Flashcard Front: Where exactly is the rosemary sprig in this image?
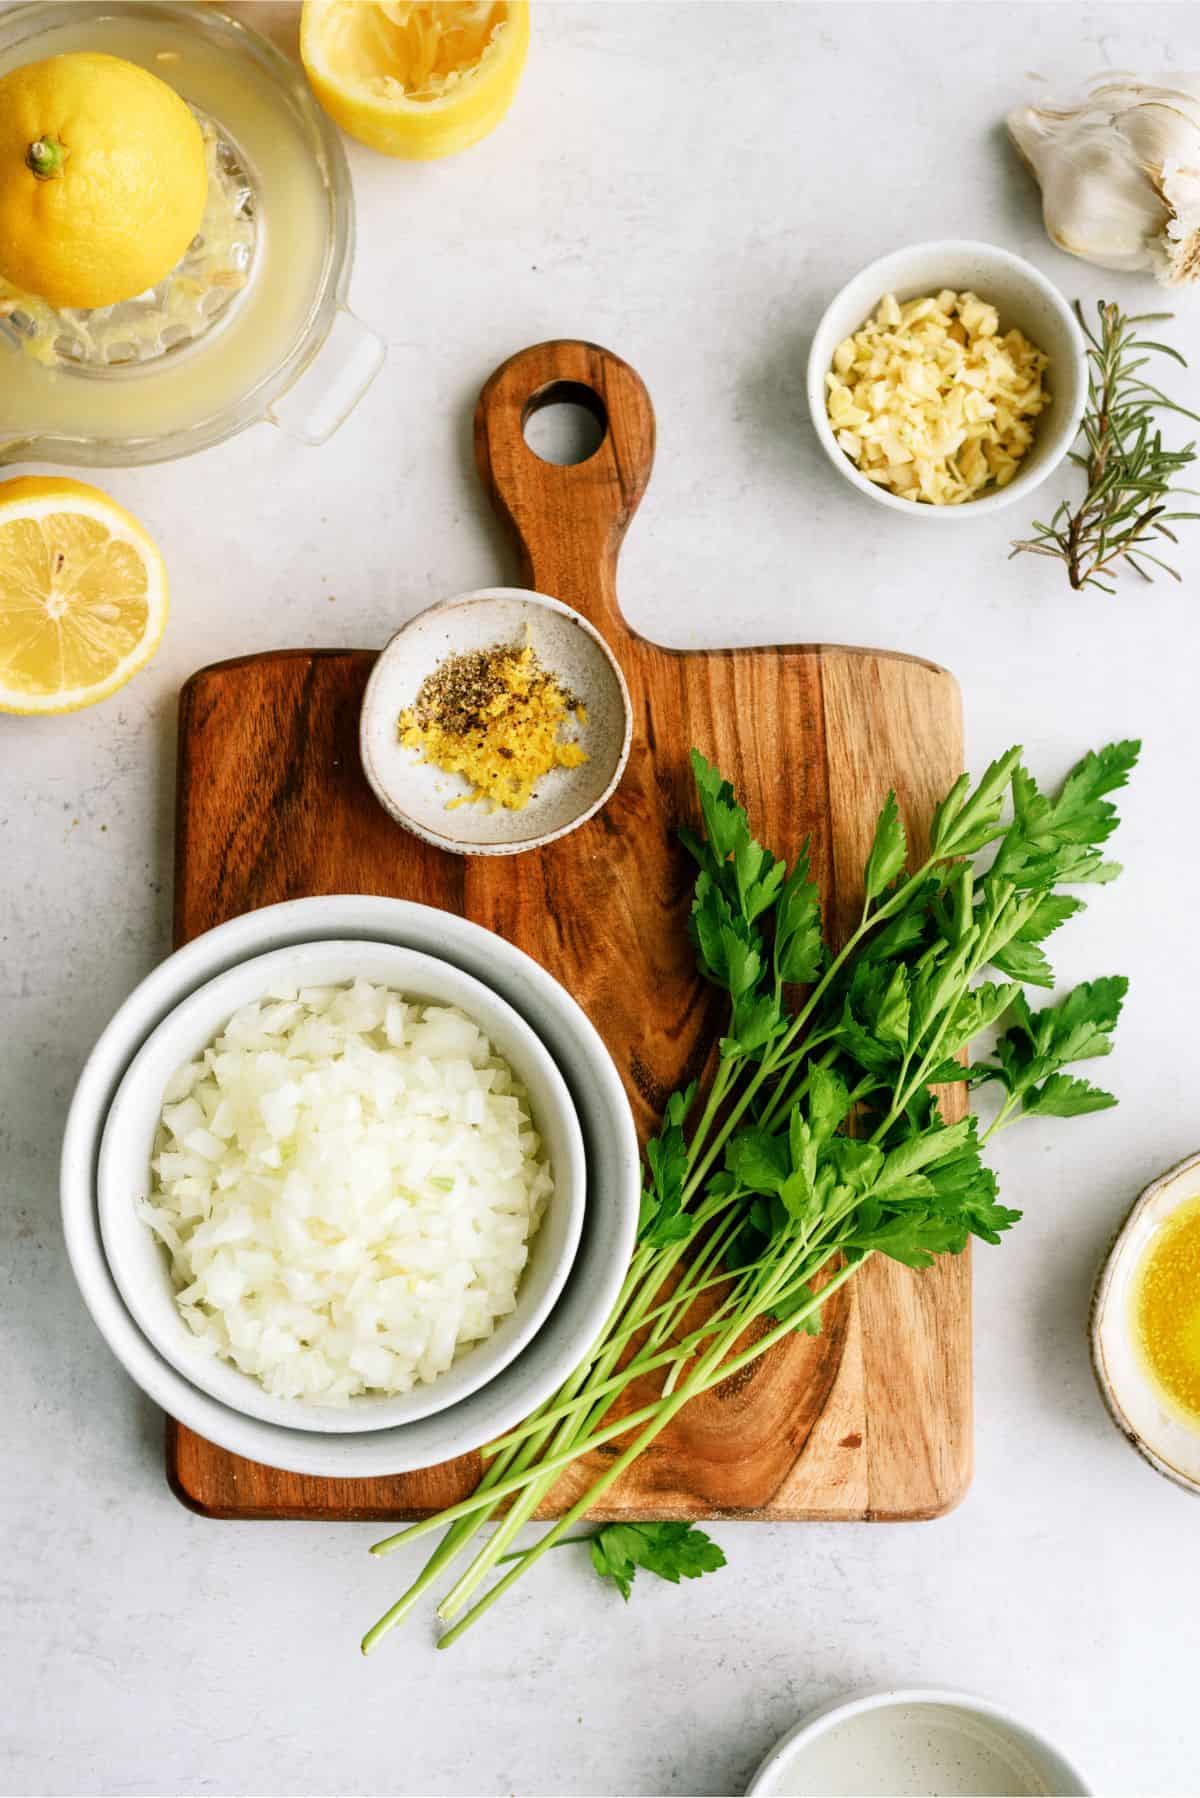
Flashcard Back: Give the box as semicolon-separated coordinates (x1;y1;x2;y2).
1012;301;1200;593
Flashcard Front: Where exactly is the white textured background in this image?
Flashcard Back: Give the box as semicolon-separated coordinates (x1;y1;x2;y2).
3;3;1199;1794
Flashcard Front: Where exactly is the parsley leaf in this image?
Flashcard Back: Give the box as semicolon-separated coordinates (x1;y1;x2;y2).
638;1082;698;1245
930;746;1023;858
992;743;1140;889
864;790;907;902
687;751;745;869
873;962;911;1050
725;1126;789;1195
832;996;904;1077
687;749;788;932
775;842;824;986
976;977;1127;1120
1021;1073;1119;1118
588;1522;726;1601
940;981;1020;1057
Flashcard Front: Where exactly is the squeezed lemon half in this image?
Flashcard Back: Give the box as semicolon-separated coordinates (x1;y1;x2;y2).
301;1;530;160
0;477;168;715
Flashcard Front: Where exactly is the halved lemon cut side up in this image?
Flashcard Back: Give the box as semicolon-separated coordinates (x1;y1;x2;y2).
0;478;168;715
301;0;530;160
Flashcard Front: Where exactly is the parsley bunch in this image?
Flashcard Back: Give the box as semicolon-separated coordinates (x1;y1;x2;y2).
362;739;1137;1653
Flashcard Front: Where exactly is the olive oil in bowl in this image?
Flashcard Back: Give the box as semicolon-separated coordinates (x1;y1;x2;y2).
1132;1193;1200;1428
1091;1152;1200;1497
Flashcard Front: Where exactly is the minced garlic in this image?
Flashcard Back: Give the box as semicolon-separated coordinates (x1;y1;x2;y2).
825;289;1049;504
399;638;588;812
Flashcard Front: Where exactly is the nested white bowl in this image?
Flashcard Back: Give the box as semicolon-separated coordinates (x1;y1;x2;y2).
61;897;640;1479
360;587;632;856
97;940;586;1435
806;238;1087;517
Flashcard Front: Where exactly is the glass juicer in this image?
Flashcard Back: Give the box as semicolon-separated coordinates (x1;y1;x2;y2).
0;2;385;467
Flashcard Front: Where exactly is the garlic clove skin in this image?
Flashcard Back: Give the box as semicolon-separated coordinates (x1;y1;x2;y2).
1008;74;1200;285
1161;157;1200;285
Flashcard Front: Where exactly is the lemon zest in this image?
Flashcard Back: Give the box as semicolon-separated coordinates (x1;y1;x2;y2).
400;642;588;813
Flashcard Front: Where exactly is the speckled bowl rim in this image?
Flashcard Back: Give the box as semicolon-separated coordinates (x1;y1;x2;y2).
805;238;1088;519
359;588;633;856
1089;1148;1200;1499
745;1686;1092;1796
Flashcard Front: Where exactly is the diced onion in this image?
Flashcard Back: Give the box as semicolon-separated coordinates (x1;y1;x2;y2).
142;980;553;1404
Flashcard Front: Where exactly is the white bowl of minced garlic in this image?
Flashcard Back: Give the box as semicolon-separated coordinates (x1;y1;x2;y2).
807;239;1086;515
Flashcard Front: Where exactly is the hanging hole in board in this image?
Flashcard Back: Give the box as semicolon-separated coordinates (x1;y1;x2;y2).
522;381;608;466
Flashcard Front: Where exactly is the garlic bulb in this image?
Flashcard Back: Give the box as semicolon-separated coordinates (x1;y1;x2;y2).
1008;74;1200;285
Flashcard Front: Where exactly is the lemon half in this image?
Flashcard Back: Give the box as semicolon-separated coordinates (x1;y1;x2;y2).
301;1;530;160
0;477;168;716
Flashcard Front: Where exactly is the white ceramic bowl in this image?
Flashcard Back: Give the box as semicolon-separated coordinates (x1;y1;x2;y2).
360;587;633;855
747;1688;1091;1796
1091;1149;1200;1498
97;940;586;1435
806;239;1087;517
62;897;640;1478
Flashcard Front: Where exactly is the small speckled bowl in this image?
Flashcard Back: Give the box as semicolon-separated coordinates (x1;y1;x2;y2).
1091;1150;1200;1498
360;588;632;856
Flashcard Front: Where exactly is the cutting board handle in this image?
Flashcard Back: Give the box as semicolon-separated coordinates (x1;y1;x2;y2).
474;339;656;644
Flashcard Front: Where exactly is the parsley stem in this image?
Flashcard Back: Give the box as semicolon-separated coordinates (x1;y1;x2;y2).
980;1092;1020;1143
434;1256;865;1649
474;1239;846;1531
483;1261;762;1456
432;1203;748;1619
364;1247;661;1647
436;1386;703;1648
360;1415;542;1652
680;1057;736;1175
371;1238;848;1582
373;1395;683;1555
494;1534;597;1563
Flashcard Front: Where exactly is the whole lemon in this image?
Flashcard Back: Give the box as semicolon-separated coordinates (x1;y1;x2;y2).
0;52;208;310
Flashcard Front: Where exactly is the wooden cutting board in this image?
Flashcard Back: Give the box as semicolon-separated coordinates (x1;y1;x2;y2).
168;339;969;1522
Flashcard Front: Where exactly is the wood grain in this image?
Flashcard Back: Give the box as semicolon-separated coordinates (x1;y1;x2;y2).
169;340;969;1523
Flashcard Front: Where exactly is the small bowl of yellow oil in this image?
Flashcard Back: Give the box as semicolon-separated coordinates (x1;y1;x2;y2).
1091;1149;1200;1496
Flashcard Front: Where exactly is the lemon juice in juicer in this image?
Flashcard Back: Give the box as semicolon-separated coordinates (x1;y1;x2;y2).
0;3;384;466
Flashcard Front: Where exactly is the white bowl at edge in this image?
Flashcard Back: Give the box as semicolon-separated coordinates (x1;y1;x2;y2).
61;896;640;1479
746;1687;1092;1797
806;239;1087;518
97;940;586;1435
